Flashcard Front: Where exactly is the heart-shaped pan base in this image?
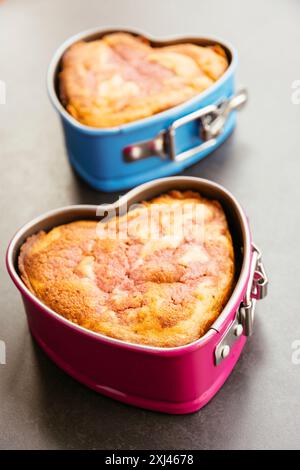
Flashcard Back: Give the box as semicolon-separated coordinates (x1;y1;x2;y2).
7;176;255;414
47;28;245;192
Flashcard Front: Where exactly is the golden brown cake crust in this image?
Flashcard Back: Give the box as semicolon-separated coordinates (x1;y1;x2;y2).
18;191;235;347
59;32;228;128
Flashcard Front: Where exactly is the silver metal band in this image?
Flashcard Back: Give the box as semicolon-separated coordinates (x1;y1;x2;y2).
123;89;248;163
215;243;268;365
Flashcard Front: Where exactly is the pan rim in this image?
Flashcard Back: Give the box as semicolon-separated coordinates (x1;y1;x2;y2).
47;26;238;134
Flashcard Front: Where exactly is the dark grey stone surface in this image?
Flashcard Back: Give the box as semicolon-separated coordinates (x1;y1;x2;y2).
0;0;299;450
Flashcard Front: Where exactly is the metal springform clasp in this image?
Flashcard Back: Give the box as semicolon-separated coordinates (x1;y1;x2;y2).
239;244;268;336
123;89;248;163
215;244;268;366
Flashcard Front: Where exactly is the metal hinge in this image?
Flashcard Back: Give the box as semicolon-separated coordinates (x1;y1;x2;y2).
239;243;268;337
123;89;248;163
215;244;268;365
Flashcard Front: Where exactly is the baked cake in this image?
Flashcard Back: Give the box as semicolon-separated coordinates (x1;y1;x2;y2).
18;191;235;347
59;32;229;127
